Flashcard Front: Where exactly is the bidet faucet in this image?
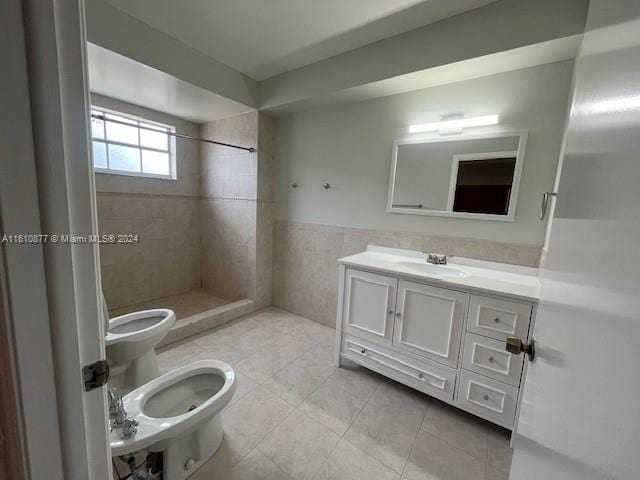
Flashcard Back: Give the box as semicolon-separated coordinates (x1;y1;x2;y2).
425;253;448;265
109;388;139;440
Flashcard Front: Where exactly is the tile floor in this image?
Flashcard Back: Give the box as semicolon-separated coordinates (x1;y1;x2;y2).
157;306;513;480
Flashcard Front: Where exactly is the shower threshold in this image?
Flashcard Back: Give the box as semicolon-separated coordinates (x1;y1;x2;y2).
109;289;254;347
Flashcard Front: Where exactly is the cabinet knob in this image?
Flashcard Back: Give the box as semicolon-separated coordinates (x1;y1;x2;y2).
493;317;500;324
483;394;490;401
388;310;393;315
361;349;366;354
418;373;424;379
488;356;495;363
396;312;402;317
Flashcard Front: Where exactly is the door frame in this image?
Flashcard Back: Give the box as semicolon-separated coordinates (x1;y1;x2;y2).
1;0;111;478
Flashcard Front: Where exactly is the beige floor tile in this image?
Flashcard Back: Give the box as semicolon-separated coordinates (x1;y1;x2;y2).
263;362;334;406
222;384;295;445
192;425;253;479
218;448;293;480
344;402;424;473
298;376;368;436
298;343;336;370
157;340;205;372
234;336;312;383
258;410;340;480
368;379;430;416
288;318;335;345
196;336;257;366
227;371;260;408
487;428;513;474
404;431;486;480
313;439;400;480
420;400;489;461
328;360;382;401
485;465;509;480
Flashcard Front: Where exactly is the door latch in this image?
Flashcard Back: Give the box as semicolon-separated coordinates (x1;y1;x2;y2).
505;336;536;361
83;359;110;391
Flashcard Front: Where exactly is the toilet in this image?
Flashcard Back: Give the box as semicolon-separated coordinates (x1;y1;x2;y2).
106;308;176;392
110;360;236;480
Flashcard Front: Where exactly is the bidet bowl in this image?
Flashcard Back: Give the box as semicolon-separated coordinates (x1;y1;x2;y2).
110;360;236;459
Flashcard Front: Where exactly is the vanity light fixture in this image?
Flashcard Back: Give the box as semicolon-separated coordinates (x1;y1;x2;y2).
409;114;499;134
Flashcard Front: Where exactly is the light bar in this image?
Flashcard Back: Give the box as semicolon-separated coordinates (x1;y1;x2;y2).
409;114;499;134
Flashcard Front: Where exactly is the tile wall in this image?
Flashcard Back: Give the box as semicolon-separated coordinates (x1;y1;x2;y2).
272;220;541;328
200;112;275;308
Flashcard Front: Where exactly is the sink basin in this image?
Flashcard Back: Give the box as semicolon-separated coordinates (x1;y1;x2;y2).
396;261;470;278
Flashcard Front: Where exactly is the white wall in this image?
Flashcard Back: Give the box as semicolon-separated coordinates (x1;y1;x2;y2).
274;60;574;246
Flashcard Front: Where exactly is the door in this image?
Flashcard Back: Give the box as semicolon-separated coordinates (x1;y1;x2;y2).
510;1;640;479
343;269;397;345
393;280;467;368
1;0;111;478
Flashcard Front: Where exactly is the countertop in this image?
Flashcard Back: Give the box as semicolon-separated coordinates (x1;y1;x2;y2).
338;246;541;302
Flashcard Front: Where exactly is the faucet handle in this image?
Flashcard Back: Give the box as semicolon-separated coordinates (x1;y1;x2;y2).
108;388;121;419
426;253;448;265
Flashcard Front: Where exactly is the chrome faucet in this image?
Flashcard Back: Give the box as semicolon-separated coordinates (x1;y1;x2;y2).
425;253;448;265
109;388;138;440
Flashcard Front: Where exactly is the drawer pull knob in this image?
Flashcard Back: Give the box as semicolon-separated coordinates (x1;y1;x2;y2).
483;394;490;401
361;349;366;354
488;356;495;363
418;373;424;379
396;312;402;317
493;317;500;323
388;310;393;315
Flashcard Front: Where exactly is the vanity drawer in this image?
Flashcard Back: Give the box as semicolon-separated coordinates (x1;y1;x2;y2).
467;294;532;341
462;333;524;386
457;370;518;429
342;335;455;403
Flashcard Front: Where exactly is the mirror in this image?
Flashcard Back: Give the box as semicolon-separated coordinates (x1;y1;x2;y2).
387;131;527;221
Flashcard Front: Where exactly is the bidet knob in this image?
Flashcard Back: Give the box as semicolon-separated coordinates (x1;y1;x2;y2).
119;418;139;440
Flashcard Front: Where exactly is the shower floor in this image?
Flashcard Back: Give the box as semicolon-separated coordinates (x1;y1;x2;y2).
110;289;254;347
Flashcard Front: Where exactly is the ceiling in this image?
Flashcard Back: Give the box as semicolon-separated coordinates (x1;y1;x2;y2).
101;0;498;80
87;43;253;122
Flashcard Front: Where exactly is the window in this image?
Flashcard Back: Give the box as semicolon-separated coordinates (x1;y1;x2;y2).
90;107;176;179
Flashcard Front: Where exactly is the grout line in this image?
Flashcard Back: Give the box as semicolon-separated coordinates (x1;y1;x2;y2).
401;401;430;477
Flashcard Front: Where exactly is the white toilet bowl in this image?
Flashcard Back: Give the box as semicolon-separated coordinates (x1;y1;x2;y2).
111;360;236;480
106;309;176;392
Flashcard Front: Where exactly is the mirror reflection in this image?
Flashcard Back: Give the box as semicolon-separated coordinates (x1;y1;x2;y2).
388;133;526;220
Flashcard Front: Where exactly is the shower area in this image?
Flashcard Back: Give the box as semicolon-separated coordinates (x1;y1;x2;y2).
94;94;275;347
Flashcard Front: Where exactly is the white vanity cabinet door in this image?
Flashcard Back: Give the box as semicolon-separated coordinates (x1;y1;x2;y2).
343;269;398;345
467;294;532;341
393;280;468;368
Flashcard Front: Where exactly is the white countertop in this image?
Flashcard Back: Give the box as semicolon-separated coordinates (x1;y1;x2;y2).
338;246;541;302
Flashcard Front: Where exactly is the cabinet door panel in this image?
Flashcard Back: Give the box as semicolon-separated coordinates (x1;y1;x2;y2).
343;269;397;344
393;280;468;367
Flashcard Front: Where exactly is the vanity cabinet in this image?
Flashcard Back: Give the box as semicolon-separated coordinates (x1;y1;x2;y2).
336;265;535;429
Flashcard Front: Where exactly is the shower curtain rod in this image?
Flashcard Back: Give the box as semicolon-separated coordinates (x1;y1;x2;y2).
90;113;256;152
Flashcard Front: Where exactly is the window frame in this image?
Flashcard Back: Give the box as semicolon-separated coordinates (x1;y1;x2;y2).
90;105;177;180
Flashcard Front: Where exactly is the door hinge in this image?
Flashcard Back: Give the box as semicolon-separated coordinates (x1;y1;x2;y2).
83;359;110;391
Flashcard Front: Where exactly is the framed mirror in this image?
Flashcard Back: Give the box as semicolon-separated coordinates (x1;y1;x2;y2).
387;131;527;221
